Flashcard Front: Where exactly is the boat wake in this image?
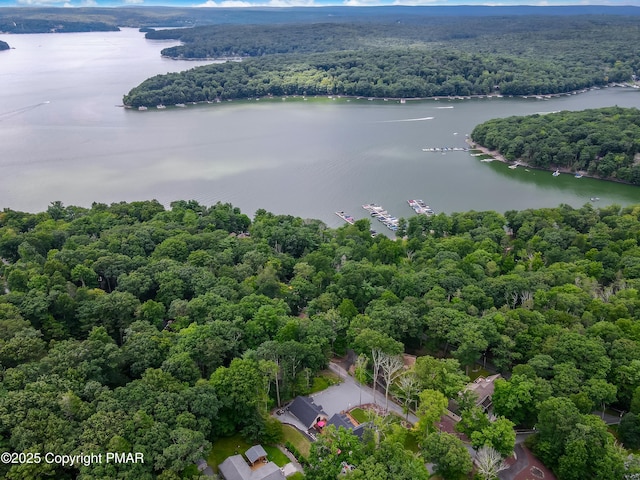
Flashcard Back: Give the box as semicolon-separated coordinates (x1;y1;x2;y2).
436;106;454;109
380;116;434;123
0;101;50;121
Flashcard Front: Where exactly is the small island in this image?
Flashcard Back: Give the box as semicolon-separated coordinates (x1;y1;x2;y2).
0;40;9;51
470;106;640;184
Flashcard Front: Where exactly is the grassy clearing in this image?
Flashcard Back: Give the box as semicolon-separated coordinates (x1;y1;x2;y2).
349;407;368;424
288;472;305;480
282;424;311;458
468;366;492;381
263;445;289;467
207;433;289;472
308;370;341;394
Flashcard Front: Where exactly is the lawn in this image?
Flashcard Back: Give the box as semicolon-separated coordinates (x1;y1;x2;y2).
468;366;492;381
349;407;369;424
308;370;341;394
282;424;311;458
208;433;289;472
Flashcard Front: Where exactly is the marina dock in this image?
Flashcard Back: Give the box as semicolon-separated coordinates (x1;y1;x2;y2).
422;147;469;152
362;204;400;232
335;211;355;225
408;199;434;216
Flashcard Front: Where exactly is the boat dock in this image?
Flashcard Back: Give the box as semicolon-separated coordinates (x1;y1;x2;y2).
422;147;469;152
335;211;355;225
408;199;434;216
362;204;399;232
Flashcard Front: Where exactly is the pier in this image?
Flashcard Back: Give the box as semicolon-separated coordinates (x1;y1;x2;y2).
362;204;399;232
422;147;469;152
335;211;355;225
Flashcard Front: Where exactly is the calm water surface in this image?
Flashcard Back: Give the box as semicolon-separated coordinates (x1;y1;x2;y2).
2;29;640;228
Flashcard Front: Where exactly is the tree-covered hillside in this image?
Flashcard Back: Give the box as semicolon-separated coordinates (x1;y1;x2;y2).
471;106;640;183
1;199;640;478
123;14;640;106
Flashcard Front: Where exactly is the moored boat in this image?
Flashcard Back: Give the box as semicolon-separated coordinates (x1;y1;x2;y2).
335;211;355;225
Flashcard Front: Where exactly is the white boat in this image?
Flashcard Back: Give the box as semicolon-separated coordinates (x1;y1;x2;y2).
552;169;560;177
138;106;148;111
508;164;518;169
575;173;583;178
156;104;166;109
175;103;186;108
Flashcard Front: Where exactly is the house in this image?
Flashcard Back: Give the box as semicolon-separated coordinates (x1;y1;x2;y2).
327;413;367;439
245;445;268;466
448;374;502;419
287;396;328;431
218;446;285;480
195;458;214;477
466;374;501;412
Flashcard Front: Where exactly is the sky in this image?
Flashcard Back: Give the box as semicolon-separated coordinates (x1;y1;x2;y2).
2;0;640;10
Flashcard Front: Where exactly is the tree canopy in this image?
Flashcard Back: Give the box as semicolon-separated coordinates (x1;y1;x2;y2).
1;199;640;478
471;106;640;183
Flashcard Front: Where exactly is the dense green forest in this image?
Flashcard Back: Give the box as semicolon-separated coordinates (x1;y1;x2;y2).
471;106;640;184
0;40;8;51
1;5;638;34
123;14;640;106
1;199;640;479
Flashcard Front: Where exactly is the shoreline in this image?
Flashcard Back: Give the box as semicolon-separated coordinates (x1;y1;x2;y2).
123;82;640;110
466;138;637;186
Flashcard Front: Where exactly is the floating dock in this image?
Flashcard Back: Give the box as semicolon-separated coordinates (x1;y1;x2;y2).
422;147;469;152
335;211;355;225
407;199;435;216
362;204;399;232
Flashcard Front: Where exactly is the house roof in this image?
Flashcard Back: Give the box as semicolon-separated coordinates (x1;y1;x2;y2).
253;463;286;480
219;455;251;480
288;396;327;427
467;374;501;409
245;445;268;465
352;423;368;439
218;455;285;480
327;413;354;431
195;458;215;476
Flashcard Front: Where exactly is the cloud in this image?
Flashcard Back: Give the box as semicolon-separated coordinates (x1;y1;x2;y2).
343;0;384;5
268;0;315;5
196;0;255;6
197;0;316;5
17;0;68;5
123;0;144;4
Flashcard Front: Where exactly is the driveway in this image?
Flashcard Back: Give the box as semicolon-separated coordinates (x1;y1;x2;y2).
323;362;420;424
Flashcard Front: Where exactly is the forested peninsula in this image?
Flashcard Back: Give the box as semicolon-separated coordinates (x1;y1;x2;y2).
123;13;640;107
0;40;9;51
471;106;640;184
1;199;640;479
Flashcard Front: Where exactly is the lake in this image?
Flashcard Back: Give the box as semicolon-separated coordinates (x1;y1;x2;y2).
2;28;640;229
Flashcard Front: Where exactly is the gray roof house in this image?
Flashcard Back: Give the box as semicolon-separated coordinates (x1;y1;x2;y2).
195;458;215;477
245;445;268;466
218;450;285;480
287;396;328;430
